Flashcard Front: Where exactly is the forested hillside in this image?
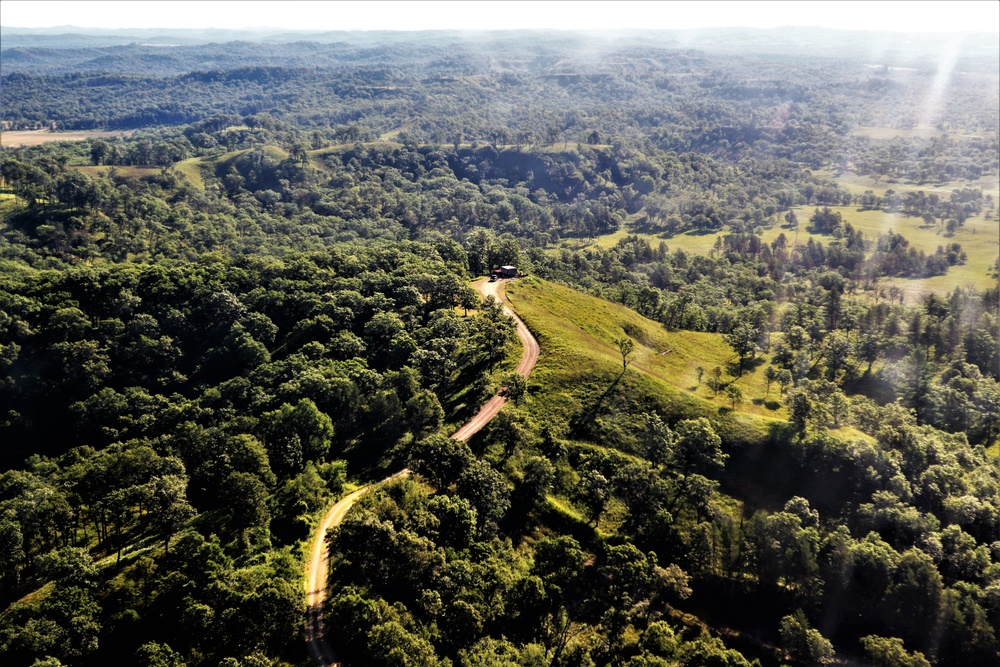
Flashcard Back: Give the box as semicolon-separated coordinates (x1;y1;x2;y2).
1;26;998;667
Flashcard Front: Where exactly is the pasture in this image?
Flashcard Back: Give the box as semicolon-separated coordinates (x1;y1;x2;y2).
825;168;1000;198
505;277;788;421
0;129;133;147
562;204;998;300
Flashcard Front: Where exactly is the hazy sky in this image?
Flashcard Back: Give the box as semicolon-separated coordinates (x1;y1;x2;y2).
3;0;998;33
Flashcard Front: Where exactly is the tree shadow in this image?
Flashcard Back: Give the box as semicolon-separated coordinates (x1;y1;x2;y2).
725;355;767;378
568;372;624;439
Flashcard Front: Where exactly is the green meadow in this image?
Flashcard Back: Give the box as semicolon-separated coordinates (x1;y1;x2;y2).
505;276;789;423
560;204;998;300
502;277;873;517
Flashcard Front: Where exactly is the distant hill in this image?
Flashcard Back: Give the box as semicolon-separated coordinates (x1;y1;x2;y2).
1;27;997;75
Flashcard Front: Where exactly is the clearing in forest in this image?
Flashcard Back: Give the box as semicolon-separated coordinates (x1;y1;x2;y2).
504;277;787;423
569;204;998;300
0;129;133;147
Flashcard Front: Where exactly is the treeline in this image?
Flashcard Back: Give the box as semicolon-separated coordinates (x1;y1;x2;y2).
531;234;999;444
1;136;855;266
849;133;1000;185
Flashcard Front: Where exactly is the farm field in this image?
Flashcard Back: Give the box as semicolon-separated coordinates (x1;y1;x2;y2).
824;168;1000;198
563;205;999;300
0;129;133;147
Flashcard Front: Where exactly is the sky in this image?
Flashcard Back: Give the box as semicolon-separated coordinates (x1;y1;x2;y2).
2;0;999;33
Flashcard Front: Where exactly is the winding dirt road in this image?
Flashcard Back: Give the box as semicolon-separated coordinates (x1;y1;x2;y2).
304;278;539;667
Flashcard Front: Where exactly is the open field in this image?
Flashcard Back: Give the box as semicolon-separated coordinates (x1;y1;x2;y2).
561;203;998;300
172;156;209;189
0;129;133;147
505;277;788;422
824;168;1000;198
762;206;999;298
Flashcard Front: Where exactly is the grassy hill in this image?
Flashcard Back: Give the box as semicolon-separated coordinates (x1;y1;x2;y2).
503;277;876;514
506;276;786;420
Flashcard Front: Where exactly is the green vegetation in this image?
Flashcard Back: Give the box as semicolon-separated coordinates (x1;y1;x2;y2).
1;24;998;667
507;277;785;420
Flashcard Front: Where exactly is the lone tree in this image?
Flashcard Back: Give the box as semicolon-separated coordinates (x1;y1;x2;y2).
789;391;813;432
725;384;744;410
709;366;723;397
613;337;635;374
764;366;778;396
776;368;794;395
780;611;834;665
724;321;760;376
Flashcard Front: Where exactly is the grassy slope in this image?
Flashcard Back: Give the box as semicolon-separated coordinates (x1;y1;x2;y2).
506;277;876;514
506;277;786;420
172;156;209;189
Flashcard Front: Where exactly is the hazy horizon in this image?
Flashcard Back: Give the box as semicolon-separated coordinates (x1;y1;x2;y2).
3;0;998;34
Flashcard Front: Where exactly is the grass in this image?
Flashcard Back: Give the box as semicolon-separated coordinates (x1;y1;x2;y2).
173;156;209;189
505;277;788;423
505;277;866;519
555;217;727;257
761;206;999;298
0;129;133;147
170;147;290;190
822;168;1000;198
560;202;998;300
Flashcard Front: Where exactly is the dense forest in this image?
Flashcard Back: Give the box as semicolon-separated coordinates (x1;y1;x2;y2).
1;26;998;667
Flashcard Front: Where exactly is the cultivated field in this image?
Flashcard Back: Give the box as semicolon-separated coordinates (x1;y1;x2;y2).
0;129;133;147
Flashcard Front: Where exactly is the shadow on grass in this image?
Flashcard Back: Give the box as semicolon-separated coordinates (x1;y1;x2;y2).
726;355;767;378
568;371;624;439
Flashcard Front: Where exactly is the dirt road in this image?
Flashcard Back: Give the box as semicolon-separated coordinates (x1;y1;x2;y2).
304;278;538;667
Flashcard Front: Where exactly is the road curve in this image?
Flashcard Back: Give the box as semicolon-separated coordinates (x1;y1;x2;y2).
304;278;539;667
